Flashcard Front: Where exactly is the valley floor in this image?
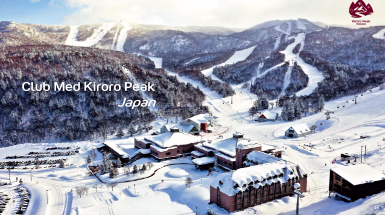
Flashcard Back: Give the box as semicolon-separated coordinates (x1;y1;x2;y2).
2;55;385;215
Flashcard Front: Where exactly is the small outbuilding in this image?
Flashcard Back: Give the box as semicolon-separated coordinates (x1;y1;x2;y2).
256;111;278;122
329;164;385;201
285;123;311;138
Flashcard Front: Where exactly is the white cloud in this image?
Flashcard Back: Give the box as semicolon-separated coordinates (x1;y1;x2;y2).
61;0;385;28
30;0;41;2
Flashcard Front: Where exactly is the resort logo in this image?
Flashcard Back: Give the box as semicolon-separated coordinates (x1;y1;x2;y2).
349;0;373;25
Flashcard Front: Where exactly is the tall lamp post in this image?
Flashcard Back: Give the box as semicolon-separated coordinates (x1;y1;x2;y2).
294;183;305;215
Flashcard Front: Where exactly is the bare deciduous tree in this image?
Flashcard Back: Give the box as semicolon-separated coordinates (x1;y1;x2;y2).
92;184;102;193
76;186;86;198
107;182;118;191
185;177;193;188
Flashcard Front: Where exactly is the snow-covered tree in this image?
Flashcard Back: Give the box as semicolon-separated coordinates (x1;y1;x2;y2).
127;122;137;136
117;158;122;168
87;154;92;164
132;164;138;175
59;159;65;168
116;127;125;138
185;177;193;188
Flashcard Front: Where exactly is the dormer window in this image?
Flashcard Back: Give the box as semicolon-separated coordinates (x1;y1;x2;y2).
219;180;223;185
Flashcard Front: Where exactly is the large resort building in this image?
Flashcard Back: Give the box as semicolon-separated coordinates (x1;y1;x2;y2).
134;127;201;160
192;132;282;170
209;160;308;213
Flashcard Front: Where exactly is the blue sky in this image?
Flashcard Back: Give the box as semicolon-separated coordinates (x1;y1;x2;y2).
0;0;76;25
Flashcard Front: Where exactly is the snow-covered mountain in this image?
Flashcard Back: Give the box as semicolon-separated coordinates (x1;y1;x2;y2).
1;18;385;103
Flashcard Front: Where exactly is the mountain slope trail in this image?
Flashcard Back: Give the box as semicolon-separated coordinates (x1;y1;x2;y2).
281;33;324;96
65;22;116;47
373;29;385;39
116;22;132;52
201;45;257;82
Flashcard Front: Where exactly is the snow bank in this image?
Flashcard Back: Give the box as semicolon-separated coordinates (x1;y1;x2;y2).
166;168;189;178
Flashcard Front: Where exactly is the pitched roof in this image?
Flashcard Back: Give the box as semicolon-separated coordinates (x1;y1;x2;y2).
332;164;385;185
244;151;282;166
104;142;130;158
192;157;215;165
259;111;277;119
162;124;195;133
211;161;306;196
203;137;259;157
189;114;210;124
145;131;200;148
289;123;311;134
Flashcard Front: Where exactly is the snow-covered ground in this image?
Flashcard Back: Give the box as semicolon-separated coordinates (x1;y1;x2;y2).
2;51;385;215
65;22;116;47
373;28;385;40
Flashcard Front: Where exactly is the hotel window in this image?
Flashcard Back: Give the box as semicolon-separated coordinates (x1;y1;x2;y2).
335;174;341;181
166;152;171;155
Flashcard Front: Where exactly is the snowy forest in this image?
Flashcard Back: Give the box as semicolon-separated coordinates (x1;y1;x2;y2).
0;45;206;146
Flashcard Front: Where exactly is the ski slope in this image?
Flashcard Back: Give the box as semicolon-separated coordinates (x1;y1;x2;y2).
65;22;116;47
201;45;257;81
373;29;385;39
281;33;324;96
116;22;131;52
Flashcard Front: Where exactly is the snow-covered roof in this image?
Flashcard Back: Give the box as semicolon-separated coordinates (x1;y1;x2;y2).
139;149;151;154
260;144;276;152
191;150;204;157
203;136;260;156
150;144;177;152
104;142;130;159
192;157;215;165
236;140;260;150
244;151;281;166
162;124;195;133
259;111;277;119
332;164;385;186
289;123;311;134
188;114;210;124
145;131;200;148
211;161;306;196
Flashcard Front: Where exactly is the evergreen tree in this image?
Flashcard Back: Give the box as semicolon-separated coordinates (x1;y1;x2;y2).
117;158;122;168
116;127;125;138
317;95;325;112
109;165;119;178
59;159;65;168
128;122;136;136
132;164;138;175
87;154;92;164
